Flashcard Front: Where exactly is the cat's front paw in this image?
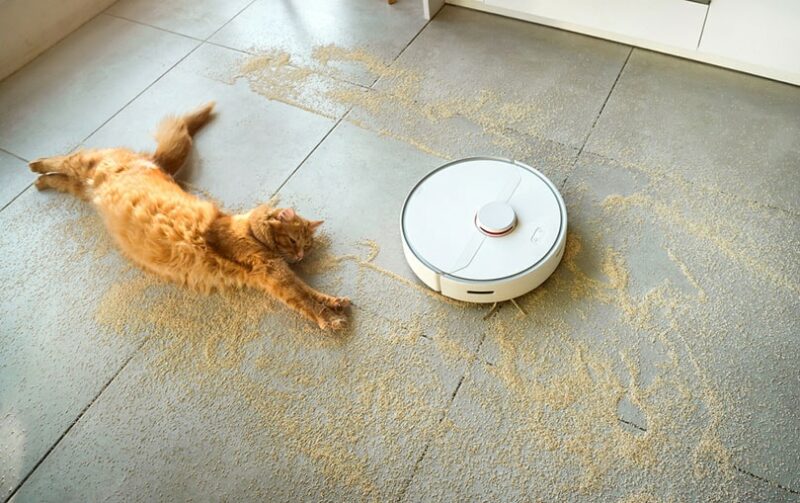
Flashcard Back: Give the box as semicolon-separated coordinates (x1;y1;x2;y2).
318;310;348;331
327;296;351;310
34;175;51;190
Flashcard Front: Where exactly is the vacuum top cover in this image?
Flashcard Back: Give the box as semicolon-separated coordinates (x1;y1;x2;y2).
402;157;564;282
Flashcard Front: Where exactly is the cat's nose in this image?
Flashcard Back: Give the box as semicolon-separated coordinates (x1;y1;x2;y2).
297;250;304;260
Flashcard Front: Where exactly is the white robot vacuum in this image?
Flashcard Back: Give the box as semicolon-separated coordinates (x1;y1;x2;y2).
401;157;567;303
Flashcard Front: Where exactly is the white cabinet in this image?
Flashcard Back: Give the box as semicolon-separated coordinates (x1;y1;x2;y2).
483;0;708;50
435;0;800;85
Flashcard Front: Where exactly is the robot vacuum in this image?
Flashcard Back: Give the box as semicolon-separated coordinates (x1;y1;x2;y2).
401;157;567;303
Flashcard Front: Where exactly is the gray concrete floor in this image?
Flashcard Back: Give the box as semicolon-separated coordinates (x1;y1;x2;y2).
1;1;798;501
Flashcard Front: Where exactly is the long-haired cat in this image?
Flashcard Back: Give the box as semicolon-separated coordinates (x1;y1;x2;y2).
30;102;349;330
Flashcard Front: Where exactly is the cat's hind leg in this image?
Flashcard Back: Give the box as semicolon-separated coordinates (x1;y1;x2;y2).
29;155;66;174
29;150;99;180
151;101;215;176
34;173;87;200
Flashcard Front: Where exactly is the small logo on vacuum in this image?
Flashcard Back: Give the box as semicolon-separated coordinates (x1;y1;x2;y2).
531;227;543;243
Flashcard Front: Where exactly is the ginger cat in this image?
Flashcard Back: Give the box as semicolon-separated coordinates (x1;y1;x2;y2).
30;102;349;330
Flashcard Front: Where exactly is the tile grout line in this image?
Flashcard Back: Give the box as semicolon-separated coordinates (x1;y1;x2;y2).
73;39;202;149
102;12;206;43
200;39;251;56
0;148;32;214
615;418;799;495
198;40;374;91
0;147;29;163
395;329;490;502
266;7;442;195
577;46;633;161
76;0;260;150
395;373;466;503
732;465;800;496
3;336;150;502
561;46;633;190
617;417;647;432
270;108;353;197
102;11;376;92
101;14;375;96
370;7;439;89
562;46;799;216
0;182;33;214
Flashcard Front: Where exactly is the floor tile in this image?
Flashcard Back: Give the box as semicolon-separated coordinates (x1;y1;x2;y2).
107;0;252;40
0;15;197;161
0;190;146;500
362;6;632;153
585;49;800;213
404;150;800;499
209;0;428;87
0;150;32;209
83;43;343;210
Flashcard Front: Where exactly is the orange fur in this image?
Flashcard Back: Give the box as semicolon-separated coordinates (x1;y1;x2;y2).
30;102;349;330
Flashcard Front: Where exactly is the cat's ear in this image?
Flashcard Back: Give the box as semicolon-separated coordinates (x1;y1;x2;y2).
277;208;296;221
309;220;324;231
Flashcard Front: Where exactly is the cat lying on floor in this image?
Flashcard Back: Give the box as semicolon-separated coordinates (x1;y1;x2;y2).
30;102;349;330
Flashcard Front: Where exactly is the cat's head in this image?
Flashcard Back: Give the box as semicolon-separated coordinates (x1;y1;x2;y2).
249;205;323;262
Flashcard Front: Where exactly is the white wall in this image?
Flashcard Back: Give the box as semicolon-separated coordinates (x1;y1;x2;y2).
0;0;116;81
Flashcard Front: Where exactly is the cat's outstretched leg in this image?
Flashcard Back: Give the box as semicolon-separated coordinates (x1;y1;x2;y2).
29;150;99;179
29;155;66;174
29;151;100;200
251;261;348;330
308;291;351;311
152;101;215;175
34;173;87;200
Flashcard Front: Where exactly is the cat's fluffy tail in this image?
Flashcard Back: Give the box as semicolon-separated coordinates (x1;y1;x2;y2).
152;101;216;175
